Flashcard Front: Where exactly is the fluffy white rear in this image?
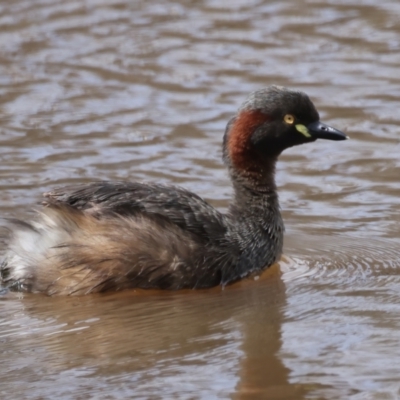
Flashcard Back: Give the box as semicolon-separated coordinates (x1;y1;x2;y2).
2;210;75;291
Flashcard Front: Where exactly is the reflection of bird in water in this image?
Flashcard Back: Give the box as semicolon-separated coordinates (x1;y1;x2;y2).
1;86;347;295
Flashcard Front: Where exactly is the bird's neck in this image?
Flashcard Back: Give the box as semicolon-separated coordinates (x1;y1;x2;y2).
225;156;284;276
228;156;280;220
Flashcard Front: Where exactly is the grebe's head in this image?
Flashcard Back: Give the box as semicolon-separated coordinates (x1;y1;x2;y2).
223;86;347;182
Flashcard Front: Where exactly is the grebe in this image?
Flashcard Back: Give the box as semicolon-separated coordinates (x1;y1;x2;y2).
1;86;347;295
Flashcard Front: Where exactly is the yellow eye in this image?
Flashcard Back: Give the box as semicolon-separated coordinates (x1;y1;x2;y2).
284;114;295;124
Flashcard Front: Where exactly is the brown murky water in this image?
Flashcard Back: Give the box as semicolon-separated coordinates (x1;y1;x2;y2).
1;0;400;398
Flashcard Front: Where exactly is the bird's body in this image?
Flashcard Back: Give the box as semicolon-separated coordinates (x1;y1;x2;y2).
0;86;347;295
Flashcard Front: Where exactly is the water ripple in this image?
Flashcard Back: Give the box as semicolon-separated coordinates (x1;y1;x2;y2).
281;236;400;288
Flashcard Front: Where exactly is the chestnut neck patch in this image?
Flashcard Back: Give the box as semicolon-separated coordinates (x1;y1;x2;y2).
228;110;271;173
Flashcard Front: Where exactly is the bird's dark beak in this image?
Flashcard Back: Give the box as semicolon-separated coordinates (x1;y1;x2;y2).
305;121;348;141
